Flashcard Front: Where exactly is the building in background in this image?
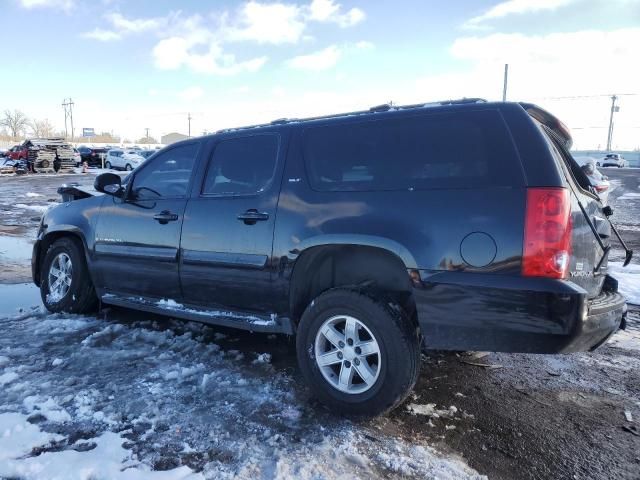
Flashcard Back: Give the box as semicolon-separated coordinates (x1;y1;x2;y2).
161;132;189;145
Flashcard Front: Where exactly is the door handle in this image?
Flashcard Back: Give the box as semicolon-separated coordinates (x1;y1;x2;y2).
237;209;269;225
153;210;179;224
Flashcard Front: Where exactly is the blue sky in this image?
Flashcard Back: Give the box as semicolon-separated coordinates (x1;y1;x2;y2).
1;0;639;148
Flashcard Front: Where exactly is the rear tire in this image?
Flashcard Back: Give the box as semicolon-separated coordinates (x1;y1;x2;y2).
40;237;98;314
296;288;420;416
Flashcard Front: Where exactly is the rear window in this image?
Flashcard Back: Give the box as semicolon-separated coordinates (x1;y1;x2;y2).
303;110;522;192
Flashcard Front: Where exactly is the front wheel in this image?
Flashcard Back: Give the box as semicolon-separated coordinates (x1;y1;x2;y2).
105;161;112;169
125;163;133;171
40;237;97;313
296;289;420;415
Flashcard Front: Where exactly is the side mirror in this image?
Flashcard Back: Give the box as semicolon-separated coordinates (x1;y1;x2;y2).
94;172;123;197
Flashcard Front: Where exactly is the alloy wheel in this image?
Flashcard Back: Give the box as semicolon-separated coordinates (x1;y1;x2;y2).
314;315;381;394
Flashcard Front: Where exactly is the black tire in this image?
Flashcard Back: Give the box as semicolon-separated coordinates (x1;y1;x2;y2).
296;288;420;415
40;237;98;314
105;161;112;169
125;164;132;171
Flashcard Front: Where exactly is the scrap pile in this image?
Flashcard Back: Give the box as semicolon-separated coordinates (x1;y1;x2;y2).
24;138;75;173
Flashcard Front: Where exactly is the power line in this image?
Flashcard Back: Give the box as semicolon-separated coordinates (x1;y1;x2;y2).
62;98;74;139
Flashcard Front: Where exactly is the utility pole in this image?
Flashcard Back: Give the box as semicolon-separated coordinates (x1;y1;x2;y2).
606;95;619;152
145;128;150;141
502;64;509;102
62;98;75;140
187;113;192;137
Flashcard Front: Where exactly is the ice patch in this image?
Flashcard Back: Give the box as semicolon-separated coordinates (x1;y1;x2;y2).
608;262;640;305
253;353;272;364
0;371;19;385
23;396;72;423
406;403;458;418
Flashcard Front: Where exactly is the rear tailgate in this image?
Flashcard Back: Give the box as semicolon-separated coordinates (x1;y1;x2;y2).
537;124;614;298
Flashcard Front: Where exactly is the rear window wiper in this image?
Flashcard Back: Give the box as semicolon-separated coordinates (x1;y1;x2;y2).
603;205;634;267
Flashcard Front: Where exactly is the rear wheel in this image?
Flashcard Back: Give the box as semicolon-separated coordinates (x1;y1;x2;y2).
40;237;97;313
296;288;420;415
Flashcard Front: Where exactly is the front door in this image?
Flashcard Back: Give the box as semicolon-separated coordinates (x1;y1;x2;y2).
93;141;201;301
180;132;285;313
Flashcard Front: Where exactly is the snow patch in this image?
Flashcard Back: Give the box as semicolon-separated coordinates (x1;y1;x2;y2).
23;396;72;423
608;262;640;305
0;371;19;385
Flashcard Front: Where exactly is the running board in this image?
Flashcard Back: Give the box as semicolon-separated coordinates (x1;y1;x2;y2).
101;294;294;335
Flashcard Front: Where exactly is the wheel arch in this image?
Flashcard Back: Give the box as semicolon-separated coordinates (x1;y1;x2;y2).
288;240;417;325
34;228;90;287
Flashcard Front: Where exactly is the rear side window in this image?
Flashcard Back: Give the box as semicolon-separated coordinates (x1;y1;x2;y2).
303;110;522;191
202;134;279;196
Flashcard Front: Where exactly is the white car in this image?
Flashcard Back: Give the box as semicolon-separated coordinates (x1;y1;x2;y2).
104;149;145;171
601;153;627;168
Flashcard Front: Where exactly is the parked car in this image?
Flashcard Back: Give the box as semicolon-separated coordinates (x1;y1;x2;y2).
0;157;27;174
33;99;630;415
6;144;28;161
601;153;627;168
77;146;109;167
104;149;146;171
574;156;611;204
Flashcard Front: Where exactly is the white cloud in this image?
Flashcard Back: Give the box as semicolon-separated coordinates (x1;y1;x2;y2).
19;0;73;10
153;37;267;75
227;1;306;44
105;12;168;33
82;28;121;41
177;86;205;101
464;0;576;28
308;0;365;27
82;12;170;41
287;45;341;71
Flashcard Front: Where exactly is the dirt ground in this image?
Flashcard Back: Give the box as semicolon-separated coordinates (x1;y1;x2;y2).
0;169;639;479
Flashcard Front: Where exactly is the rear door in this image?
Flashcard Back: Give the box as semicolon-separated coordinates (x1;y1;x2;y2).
180;132;285;313
93;141;201;300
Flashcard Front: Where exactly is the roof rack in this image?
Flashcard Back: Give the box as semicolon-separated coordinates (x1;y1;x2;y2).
216;97;487;134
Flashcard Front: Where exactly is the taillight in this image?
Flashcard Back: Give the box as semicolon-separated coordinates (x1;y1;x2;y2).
522;188;572;279
594;184;608;193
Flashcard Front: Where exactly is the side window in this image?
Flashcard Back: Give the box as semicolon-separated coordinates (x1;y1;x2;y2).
303;111;522;191
202;134;279;195
131;142;199;199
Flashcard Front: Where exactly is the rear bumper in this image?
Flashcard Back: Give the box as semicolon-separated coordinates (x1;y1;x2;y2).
414;271;626;353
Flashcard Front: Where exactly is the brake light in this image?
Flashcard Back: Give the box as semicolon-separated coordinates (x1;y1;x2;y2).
522;188;572;279
594;184;608;193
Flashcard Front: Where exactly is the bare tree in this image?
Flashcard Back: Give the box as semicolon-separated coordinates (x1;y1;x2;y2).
30;118;55;138
136;136;158;144
0;109;29;139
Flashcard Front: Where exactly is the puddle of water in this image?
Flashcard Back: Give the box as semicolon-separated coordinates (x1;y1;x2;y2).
0;282;41;317
0;235;34;262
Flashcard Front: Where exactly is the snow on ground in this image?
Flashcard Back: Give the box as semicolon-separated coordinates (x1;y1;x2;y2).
608;262;640;305
0;310;484;480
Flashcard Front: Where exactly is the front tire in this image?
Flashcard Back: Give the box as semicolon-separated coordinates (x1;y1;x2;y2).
105;161;112;169
125;163;133;171
296;289;420;415
40;237;97;313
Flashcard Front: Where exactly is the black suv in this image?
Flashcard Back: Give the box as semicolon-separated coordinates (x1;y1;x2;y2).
32;99;630;415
